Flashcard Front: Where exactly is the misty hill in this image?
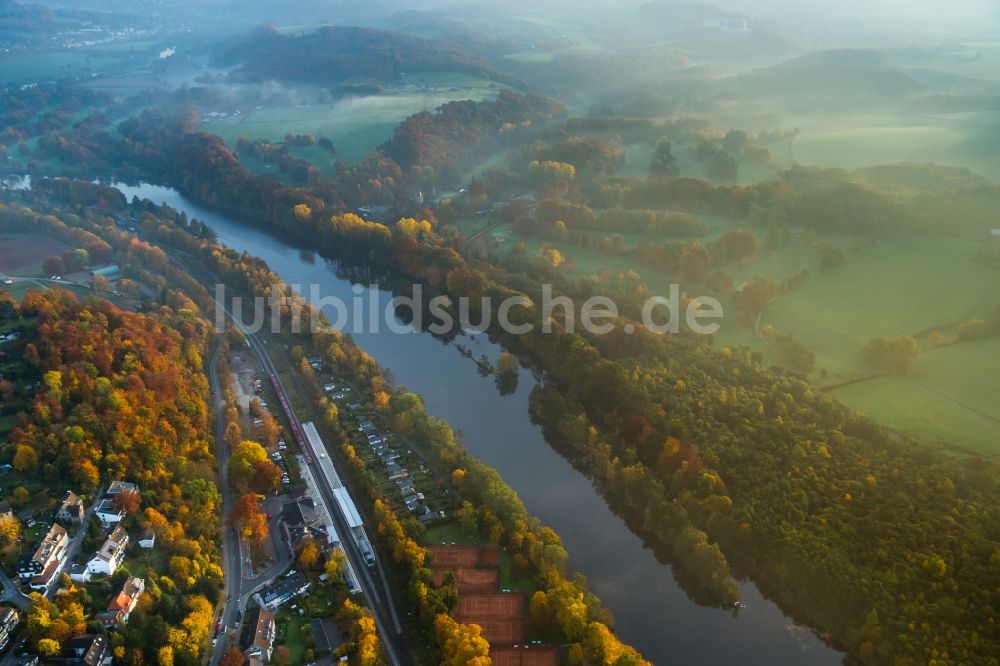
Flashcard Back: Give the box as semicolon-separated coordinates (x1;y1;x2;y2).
737;49;921;95
214;24;518;86
636;0;798;65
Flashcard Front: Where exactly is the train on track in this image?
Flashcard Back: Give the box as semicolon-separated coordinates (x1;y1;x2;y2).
269;373;313;465
268;372;376;568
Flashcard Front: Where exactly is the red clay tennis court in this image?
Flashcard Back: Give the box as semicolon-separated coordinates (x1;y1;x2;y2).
432;567;499;593
428;545;482;568
455;568;499;593
459;617;526;645
490;646;561;666
427;544;498;568
457;592;525;618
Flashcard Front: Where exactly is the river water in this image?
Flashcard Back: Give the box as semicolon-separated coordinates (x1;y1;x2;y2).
114;182;844;665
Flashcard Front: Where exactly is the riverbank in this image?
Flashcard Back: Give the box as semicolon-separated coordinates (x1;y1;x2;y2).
108;180;842;665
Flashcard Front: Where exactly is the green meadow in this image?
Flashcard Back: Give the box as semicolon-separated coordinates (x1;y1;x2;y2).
503;49;556;63
758;235;996;375
204;73;500;164
792;123;966;171
831;336;1000;456
492;212;998;453
0;40;160;85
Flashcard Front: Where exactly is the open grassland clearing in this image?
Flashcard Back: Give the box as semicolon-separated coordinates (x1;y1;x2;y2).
831;336;1000;456
0;39;161;85
792;119;968;172
204;73;501;164
760;234;996;369
0;232;70;276
493;218;998;452
504;49;556;63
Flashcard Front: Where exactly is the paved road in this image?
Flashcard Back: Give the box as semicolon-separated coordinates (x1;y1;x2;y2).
228;307;412;666
207;349;296;666
160;251;409;665
0;568;29;611
208;346;243;665
240;497;293;601
58;497;100;598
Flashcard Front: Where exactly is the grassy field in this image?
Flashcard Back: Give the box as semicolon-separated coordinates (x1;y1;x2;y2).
792;123;966;171
204;73;500;164
0;40;159;85
503;49;556;63
0;231;70;276
831;336;1000;456
1;279;94;303
275;610;310;664
758;235;996;377
493;211;999;452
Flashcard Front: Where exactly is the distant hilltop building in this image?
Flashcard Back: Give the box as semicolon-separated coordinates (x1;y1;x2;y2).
702;18;750;32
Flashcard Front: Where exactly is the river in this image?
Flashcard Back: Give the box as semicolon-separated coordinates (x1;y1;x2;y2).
114;182;844;665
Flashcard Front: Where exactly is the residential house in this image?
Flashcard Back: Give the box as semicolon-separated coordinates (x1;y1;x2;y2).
244;609;275;663
138;527;156;549
395;478;416;496
16;508;35;528
18;524;69;591
0;607;19;651
56;491;85;524
0;501;13;521
68;563;92;584
105;481;137;497
254;572;310;610
87;525;128;576
93;481;137;526
282;496;327;546
94;498;125;527
67;634;111;666
95;576;144;628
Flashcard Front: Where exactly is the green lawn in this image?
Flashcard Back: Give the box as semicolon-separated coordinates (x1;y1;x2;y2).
127;547;169;579
0;41;156;85
1;280;94;302
503;49;556;63
831;335;1000;456
759;235;996;376
204;74;500;164
793;123;966;171
423;521;483;546
275;610;312;664
496;214;999;452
